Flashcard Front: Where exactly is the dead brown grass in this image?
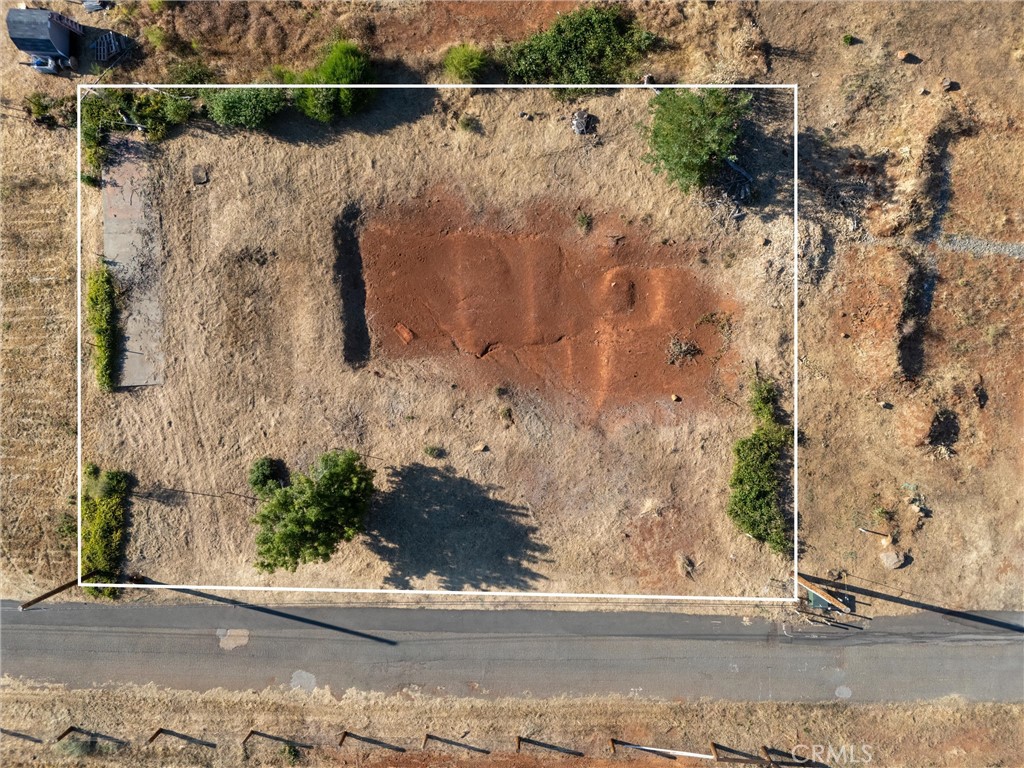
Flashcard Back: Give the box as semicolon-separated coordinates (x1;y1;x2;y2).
2;677;1021;768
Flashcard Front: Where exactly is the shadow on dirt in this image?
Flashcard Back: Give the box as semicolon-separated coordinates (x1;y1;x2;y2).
895;260;938;379
797;128;892;283
366;463;549;591
332;203;372;367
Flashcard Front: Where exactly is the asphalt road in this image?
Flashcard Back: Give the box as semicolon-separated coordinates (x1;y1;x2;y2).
2;600;1021;703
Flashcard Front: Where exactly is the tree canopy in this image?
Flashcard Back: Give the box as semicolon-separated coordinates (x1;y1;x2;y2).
252;450;376;573
642;88;752;193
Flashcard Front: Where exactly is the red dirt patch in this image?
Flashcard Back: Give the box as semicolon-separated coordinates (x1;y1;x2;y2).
361;194;740;412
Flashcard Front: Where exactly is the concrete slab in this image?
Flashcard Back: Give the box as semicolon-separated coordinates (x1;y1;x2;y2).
102;143;163;387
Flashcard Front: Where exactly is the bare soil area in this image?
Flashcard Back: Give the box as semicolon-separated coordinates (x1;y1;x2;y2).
80;86;794;597
2;678;1021;768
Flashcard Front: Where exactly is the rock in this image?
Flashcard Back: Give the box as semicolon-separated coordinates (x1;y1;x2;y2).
671;394;682;402
811;71;820;78
896;49;910;61
941;77;953;92
880;550;906;570
919;87;930;96
393;322;414;344
908;503;921;515
472;442;489;453
841;332;851;339
878;401;893;409
191;165;208;185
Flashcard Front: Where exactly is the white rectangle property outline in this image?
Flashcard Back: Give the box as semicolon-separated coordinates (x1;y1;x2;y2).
78;82;800;602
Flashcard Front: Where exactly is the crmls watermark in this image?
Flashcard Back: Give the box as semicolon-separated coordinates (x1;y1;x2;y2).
791;744;874;764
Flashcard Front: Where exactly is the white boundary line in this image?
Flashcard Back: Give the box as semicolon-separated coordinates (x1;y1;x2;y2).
77;82;800;603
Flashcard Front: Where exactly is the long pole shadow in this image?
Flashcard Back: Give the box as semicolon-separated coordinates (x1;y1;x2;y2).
340;731;405;752
800;573;1024;633
517;736;584;757
136;578;397;646
243;730;312;749
424;733;490;755
148;728;216;748
0;728;43;744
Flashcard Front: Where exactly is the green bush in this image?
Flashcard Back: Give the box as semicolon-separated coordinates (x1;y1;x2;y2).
248;456;279;498
444;43;488;83
423;445;445;459
457;113;483;133
642;88;752;194
81;466;132;598
253;450;375;573
842;33;855;46
143;25;167;49
25;92;75;128
206;88;286;128
169;58;215;84
85;265;119;392
575;211;593;233
726;374;790;553
81;89;189;176
285;40;372;123
502;6;654;93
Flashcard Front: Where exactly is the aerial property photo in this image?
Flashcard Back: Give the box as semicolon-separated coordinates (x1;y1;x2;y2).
79;81;798;599
2;1;1022;767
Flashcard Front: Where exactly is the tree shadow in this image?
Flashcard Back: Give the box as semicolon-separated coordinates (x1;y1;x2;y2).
729;89;796;224
797;128;892;283
366;464;549;591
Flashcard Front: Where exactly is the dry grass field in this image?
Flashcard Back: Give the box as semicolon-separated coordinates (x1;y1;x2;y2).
78;84;795;598
2;677;1021;768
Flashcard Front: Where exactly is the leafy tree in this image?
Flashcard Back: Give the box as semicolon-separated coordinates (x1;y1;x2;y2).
502;6;654;90
253;450;375;573
444;43;488;83
642;88;752;193
248;456;278;497
206;88;286;129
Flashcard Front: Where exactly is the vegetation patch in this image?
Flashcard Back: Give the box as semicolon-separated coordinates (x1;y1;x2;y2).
81;464;133;597
444;43;488;83
81;90;193;177
206;88;286;129
85;265;120;393
726;374;791;553
502;6;654;95
251;450;375;573
643;88;757;193
274;40;372;123
643;88;752;194
24;92;75;129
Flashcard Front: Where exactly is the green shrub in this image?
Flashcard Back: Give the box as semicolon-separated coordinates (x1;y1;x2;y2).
457;113;483;133
148;0;167;12
81;466;132;597
169;58;215;84
444;43;488;83
248;456;279;498
253;450;375;573
81;89;187;176
502;6;654;93
287;40;372;123
206;88;286;128
25;92;75;128
85;265;119;392
423;445;445;459
575;211;593;233
842;33;855;46
642;88;752;194
143;25;167;49
725;374;790;554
